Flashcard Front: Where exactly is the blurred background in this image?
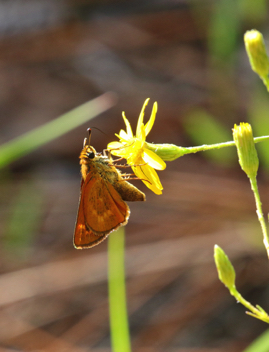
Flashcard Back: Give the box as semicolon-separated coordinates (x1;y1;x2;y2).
0;1;269;351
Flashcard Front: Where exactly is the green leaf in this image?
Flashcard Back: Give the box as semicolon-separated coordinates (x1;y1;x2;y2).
0;93;116;169
243;328;269;352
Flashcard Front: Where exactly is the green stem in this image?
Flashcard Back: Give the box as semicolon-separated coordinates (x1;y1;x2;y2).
108;229;131;352
184;135;269;153
248;176;269;258
146;135;269;161
261;75;269;92
230;286;269;324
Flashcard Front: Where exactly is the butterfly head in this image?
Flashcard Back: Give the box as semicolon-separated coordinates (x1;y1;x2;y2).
81;140;97;161
85;145;96;159
81;128;97;159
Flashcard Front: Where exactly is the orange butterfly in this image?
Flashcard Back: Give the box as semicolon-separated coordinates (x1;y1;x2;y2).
74;129;146;249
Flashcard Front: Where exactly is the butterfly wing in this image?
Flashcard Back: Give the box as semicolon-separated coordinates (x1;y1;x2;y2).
74;192;109;249
74;173;130;249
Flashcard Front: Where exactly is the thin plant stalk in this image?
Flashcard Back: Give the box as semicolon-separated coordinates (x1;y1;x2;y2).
248;176;269;257
108;228;131;352
229;286;269;324
146;135;269;162
262;76;269;91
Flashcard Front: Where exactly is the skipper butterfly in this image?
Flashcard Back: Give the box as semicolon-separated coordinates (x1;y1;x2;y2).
74;129;146;249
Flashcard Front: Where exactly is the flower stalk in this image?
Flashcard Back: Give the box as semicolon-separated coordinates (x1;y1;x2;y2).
214;246;269;324
146;135;269;161
233;123;269;258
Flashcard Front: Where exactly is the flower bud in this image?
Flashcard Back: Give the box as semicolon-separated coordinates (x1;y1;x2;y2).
233;123;259;179
214;245;236;289
244;30;269;78
145;142;187;161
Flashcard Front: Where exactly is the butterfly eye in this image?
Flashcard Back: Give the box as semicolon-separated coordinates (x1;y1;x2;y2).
87;151;95;159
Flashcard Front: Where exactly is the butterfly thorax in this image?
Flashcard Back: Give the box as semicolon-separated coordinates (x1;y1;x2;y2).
79;145;120;184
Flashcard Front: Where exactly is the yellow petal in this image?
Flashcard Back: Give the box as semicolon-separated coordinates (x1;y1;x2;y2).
145;101;157;136
122;112;133;138
133;165;163;195
107;141;123;150
137;123;146;141
142;149;166;170
119;129;129;141
107;142;128;157
136;98;150;137
141;165;163;190
108;149;125;157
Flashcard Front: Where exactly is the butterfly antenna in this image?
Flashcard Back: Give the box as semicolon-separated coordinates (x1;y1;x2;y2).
87;128;92;145
91;126;108;136
85;127;107;147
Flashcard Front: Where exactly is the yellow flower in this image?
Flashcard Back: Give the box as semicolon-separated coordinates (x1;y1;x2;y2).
107;98;166;195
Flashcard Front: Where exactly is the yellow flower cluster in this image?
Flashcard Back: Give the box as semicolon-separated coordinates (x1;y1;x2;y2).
108;99;166;194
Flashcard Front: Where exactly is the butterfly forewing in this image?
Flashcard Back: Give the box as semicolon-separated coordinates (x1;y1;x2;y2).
74;172;130;249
